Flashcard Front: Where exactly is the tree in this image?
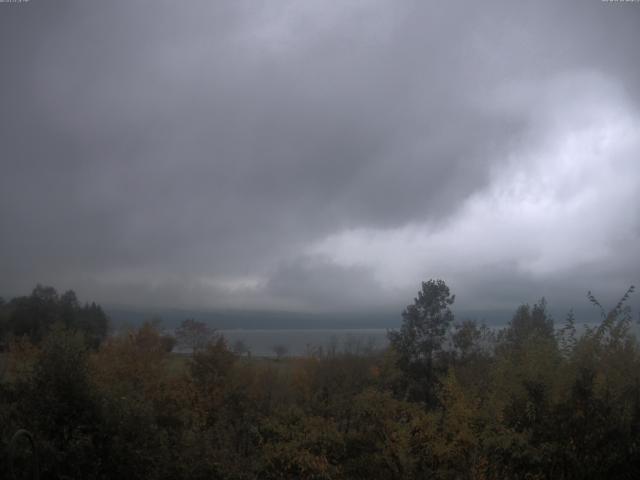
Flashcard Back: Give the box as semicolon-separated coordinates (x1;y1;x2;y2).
190;336;237;389
232;339;250;357
452;319;484;360
272;344;288;360
17;325;101;478
501;298;554;350
175;318;215;353
77;301;109;347
5;286;109;346
0;298;8;344
90;322;176;479
388;279;455;404
7;285;61;342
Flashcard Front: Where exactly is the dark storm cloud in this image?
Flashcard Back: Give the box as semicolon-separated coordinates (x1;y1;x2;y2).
1;0;639;312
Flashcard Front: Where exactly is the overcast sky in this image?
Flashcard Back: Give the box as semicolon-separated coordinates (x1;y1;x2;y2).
1;0;639;316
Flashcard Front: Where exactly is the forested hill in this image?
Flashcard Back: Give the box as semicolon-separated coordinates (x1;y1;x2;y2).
106;306;400;330
105;305;607;330
105;306;516;330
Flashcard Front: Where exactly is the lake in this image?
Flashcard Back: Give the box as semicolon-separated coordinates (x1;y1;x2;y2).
217;328;390;357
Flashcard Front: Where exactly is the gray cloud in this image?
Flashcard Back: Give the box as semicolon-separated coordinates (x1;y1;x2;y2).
264;255;391;312
1;0;639;315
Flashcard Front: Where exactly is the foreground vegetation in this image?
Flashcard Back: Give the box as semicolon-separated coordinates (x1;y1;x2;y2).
1;281;639;479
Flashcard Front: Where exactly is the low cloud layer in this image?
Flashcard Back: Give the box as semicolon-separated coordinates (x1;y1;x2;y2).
1;1;639;315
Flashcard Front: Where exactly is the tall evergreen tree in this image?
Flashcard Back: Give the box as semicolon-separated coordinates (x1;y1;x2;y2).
388;279;455;404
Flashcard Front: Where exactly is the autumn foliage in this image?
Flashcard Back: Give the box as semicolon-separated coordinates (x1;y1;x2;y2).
1;282;639;479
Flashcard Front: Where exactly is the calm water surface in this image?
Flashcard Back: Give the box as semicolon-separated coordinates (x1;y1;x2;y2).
218;329;390;357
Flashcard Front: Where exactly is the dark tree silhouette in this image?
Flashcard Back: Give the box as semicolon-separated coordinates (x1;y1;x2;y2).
388;279;455;403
